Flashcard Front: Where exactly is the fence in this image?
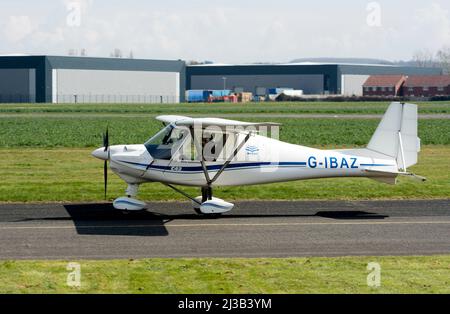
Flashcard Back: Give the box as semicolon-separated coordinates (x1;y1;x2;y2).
0;94;179;104
0;94;36;103
56;94;179;104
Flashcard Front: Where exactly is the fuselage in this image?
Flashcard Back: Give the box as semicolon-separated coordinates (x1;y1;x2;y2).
106;132;398;187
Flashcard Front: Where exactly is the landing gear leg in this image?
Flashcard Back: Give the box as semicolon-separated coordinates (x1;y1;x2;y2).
196;186;213;215
201;186;213;202
196;186;218;216
126;184;139;198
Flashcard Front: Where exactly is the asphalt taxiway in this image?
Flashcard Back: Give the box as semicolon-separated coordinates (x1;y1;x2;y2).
0;200;448;259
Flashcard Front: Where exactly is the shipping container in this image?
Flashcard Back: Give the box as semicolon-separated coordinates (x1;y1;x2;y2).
237;92;253;103
186;90;211;102
211;90;231;97
282;90;304;97
268;87;293;95
256;87;267;96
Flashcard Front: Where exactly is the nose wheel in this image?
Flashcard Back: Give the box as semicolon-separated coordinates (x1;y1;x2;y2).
192;186;234;215
113;184;146;211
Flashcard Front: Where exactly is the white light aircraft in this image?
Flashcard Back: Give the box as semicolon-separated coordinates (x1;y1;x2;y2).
92;102;425;215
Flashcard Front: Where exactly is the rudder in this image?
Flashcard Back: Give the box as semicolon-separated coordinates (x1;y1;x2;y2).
367;102;420;171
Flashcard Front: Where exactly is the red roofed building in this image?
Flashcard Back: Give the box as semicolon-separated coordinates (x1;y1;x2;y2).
403;75;450;97
363;75;406;97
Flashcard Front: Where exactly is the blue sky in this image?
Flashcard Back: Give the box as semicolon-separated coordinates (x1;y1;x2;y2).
1;0;449;62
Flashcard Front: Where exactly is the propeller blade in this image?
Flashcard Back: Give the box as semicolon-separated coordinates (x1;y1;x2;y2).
102;126;109;200
104;160;108;200
103;126;109;151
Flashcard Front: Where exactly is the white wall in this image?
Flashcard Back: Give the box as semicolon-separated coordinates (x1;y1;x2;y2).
341;75;370;96
53;69;180;103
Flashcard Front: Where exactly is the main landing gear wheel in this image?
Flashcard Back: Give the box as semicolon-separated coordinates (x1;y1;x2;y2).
164;184;233;216
192;187;234;216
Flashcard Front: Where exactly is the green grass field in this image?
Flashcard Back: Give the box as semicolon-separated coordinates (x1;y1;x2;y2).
0;256;449;293
0;117;449;147
0;101;449;115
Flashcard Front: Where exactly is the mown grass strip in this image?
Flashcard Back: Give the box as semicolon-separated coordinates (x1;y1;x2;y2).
0;146;448;202
0;256;449;293
0;101;449;115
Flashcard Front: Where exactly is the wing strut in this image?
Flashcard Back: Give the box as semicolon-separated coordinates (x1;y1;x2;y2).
164;183;202;205
210;132;251;184
191;128;252;186
190;128;211;184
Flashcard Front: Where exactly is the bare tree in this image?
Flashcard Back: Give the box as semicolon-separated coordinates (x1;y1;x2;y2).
111;48;123;58
436;46;450;74
412;49;435;67
68;48;77;56
187;60;214;65
80;48;87;57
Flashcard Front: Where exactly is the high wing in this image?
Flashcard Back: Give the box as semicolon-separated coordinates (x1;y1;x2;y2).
156;115;191;125
156;115;281;128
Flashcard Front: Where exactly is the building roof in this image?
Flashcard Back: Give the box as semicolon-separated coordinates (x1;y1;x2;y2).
363;75;406;87
189;62;405;67
0;55;185;73
405;75;450;87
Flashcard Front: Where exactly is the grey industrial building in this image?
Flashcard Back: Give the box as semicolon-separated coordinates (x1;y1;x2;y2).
0;55;185;103
186;63;442;96
0;55;444;103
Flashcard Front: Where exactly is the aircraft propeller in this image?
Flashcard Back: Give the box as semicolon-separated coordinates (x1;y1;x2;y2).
102;126;109;199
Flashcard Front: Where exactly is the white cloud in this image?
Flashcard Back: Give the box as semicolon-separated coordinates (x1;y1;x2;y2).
62;0;93;14
3;15;35;42
0;1;449;62
412;2;450;51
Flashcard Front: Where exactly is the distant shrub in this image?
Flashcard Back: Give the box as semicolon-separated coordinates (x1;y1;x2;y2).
430;95;450;101
274;95;445;102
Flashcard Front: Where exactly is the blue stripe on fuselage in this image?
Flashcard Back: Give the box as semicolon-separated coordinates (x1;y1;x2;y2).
116;160;307;173
359;164;394;167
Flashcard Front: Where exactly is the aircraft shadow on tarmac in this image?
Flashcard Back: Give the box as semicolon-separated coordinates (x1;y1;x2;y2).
63;204;170;237
61;203;388;236
14;203;389;237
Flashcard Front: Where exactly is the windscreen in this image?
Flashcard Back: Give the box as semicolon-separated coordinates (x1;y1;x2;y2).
144;125;189;160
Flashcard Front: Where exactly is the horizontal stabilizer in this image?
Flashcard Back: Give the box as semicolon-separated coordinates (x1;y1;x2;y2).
370;176;397;185
364;169;426;185
364;169;399;185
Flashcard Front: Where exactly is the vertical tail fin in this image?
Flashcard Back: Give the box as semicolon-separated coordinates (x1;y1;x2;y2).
367;102;420;171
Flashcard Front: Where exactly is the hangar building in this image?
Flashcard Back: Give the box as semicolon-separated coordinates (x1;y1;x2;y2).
0;56;443;103
0;55;185;103
186;63;442;96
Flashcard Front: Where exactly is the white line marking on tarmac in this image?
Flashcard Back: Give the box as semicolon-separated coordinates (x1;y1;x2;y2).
0;220;449;230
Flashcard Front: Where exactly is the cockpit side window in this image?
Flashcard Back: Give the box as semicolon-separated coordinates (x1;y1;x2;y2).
145;125;237;162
